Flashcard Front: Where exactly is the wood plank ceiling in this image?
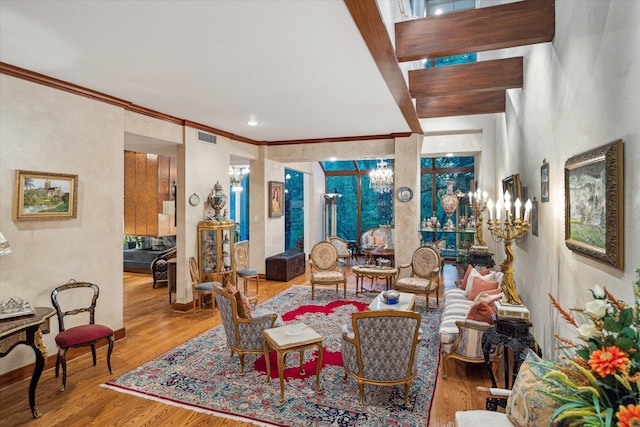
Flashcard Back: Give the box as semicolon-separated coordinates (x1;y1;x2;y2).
390;0;555;119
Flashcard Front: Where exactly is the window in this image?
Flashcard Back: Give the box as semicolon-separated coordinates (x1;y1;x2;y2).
284;169;304;251
229;175;249;241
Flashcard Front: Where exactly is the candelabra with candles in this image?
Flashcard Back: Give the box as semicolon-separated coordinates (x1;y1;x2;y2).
486;191;532;306
468;190;488;246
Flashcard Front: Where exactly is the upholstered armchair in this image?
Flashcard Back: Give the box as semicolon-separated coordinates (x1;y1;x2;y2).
441;319;501;378
395;246;441;307
213;284;281;373
328;236;352;266
150;247;177;288
309;240;347;300
341;310;422;407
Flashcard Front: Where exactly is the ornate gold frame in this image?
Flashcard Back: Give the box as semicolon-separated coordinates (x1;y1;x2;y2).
13;170;78;221
564;139;624;269
268;181;284;218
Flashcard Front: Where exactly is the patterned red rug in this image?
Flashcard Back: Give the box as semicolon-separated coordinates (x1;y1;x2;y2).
104;285;442;426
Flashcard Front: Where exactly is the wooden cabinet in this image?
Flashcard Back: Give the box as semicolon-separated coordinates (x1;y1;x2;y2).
124;150;176;237
197;221;235;283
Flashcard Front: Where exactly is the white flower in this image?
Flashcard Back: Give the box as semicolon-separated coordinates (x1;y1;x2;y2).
591;285;606;299
577;323;600;341
585;299;608;319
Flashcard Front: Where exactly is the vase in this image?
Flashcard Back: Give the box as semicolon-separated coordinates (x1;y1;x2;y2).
440;180;459;219
208;181;227;221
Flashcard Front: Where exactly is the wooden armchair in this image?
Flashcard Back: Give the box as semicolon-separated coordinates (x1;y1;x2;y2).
328;236;352;265
309;240;347;300
150;246;177;288
395;246;441;307
213;284;281;372
341;310;422;407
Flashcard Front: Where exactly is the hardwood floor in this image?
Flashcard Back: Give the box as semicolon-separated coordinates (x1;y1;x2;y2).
0;261;498;426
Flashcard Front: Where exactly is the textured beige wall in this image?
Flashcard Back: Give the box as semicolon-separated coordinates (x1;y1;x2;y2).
0;75;125;374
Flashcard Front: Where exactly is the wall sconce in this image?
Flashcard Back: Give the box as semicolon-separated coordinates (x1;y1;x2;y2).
229;166;249;192
0;232;12;256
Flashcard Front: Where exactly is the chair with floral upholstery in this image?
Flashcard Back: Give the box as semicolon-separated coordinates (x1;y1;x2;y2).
309;240;347;300
213;284;281;372
329;236;352;266
395;246;441;307
341;309;422;407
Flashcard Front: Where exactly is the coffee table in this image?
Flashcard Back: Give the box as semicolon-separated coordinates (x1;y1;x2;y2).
263;323;324;403
368;291;417;311
352;265;398;296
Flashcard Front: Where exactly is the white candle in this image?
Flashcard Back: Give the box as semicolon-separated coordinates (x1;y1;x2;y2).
468;191;473;204
482;191;488;202
495;199;502;221
487;198;494;221
524;199;532;222
514;198;521;219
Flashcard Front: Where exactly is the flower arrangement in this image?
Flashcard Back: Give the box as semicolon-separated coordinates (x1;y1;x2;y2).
541;268;640;426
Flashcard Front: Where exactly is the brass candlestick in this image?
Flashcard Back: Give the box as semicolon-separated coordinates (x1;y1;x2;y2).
468;191;488;246
486;193;531;306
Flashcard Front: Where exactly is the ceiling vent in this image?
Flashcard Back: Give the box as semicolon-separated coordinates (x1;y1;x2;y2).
197;131;217;144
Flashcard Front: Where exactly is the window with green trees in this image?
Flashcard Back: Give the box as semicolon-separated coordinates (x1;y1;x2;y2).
284;169;304;252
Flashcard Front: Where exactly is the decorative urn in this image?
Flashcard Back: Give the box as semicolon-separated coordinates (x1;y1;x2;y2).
208;181;227;221
440;180;459;219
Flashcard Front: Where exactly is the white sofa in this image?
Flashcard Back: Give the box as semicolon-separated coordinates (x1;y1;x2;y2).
439;268;504;377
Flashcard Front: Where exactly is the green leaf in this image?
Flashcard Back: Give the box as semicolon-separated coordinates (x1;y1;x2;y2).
603;316;620;332
619;307;634;327
620;326;636;339
615;337;634;351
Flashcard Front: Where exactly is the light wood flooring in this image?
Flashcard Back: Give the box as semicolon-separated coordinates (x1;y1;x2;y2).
0;260;500;426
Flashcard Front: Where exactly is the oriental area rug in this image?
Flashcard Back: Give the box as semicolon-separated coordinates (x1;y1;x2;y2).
103;285;442;426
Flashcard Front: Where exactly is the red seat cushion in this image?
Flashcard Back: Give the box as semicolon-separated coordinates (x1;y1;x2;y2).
55;324;113;348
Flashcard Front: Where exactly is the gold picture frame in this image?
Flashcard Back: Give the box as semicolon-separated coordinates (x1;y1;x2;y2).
268;181;284;218
565;139;624;269
14;170;78;221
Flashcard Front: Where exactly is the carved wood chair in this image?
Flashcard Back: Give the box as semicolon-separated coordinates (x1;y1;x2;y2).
50;280;114;391
328;236;352;266
395;246;441;308
235;246;259;296
212;284;281;372
341;310;422;407
188;256;219;316
309;240;347;300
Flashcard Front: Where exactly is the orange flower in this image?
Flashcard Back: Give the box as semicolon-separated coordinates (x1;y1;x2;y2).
588;346;630;377
616;404;640;427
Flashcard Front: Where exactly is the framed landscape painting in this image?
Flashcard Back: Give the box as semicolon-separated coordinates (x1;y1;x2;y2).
14;170;78;221
564;139;624;269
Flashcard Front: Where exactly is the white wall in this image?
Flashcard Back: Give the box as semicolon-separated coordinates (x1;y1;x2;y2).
485;0;640;356
0;75;125;373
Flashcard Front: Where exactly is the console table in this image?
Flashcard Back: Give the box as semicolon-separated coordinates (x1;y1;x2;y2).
0;307;56;418
266;251;305;281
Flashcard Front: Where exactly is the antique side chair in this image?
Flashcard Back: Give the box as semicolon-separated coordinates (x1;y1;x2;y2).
188;256;219;316
395;246;441;308
50;280;115;391
235;246;259;296
309;240;347;300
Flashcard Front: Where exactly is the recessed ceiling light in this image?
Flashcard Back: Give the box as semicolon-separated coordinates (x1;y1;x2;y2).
445;153;454;157
246;120;259;126
329;157;337;161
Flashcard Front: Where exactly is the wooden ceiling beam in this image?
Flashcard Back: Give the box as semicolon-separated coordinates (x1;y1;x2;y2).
416;90;506;118
409;57;523;98
344;0;422;134
396;0;555;62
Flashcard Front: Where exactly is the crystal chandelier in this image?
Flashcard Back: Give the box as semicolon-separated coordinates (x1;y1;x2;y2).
369;159;394;194
229;166;249;192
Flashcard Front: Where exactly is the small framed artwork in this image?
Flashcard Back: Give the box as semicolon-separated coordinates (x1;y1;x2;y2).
502;173;523;202
268;181;284;218
541;160;549;202
14;170;78;221
565;139;624;269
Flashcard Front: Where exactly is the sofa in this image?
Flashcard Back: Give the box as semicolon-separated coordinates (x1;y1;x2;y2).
360;227;394;252
439;265;505;377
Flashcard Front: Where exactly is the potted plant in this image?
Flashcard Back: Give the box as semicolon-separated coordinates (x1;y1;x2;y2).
124;235;141;249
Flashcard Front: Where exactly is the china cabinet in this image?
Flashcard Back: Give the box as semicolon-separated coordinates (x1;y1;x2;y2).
197;220;235;283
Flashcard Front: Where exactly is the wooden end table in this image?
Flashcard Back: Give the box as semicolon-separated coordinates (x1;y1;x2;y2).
263;323;323;403
352;265;398;296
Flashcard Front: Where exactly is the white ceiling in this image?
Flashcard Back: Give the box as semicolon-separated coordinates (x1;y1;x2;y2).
0;0;411;144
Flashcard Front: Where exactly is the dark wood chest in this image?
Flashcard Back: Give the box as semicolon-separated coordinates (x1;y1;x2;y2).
265;251;306;281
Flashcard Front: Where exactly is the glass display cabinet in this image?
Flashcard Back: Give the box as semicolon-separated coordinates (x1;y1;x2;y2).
197;220;235;283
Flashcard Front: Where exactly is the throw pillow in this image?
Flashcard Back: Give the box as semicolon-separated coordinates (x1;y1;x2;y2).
468;276;500;300
233;291;248;318
474;289;503;304
506;349;560;427
460;264;474;290
466;301;496;324
373;235;385;246
242;295;254;318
